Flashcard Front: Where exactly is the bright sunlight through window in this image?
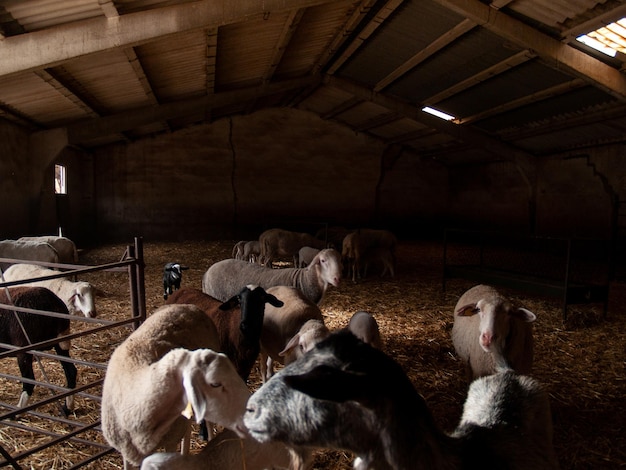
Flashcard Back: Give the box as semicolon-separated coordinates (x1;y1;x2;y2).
55;164;67;194
576;18;626;57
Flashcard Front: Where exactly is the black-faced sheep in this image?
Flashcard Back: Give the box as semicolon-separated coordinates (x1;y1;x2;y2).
101;303;251;469
165;285;283;381
0;239;60;270
452;284;536;380
202;248;342;305
162;262;189;300
259;285;327;383
140;428;293;470
3;263;97;318
244;330;559;470
346;311;383;350
17;236;79;264
258;228;327;267
0;286;77;416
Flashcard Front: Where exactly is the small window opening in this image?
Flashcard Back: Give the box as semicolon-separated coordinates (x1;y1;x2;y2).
55;164;67;194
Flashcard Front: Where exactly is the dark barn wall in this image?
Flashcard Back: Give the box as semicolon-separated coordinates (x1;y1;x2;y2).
2;108;624;245
0;120;31;239
92;108;450;242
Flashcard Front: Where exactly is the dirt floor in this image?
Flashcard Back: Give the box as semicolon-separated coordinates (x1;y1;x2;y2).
1;238;625;469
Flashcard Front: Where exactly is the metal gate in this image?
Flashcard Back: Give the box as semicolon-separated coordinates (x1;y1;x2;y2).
0;238;146;469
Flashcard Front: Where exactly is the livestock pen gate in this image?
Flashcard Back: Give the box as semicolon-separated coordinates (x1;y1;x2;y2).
0;238;146;469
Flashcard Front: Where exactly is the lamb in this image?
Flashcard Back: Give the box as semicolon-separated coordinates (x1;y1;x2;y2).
0;286;77;416
101;303;251;469
2;263;97;318
451;284;536;380
17;236;79;264
346;311;383;349
140;428;292;470
0;239;60;270
202;248;342;305
297;246;320;268
244;329;559;470
162;262;189;300
259;285;328;382
258;228;327;267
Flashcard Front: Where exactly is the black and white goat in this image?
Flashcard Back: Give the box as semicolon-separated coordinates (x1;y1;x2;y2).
244;330;559;470
162;262;189;300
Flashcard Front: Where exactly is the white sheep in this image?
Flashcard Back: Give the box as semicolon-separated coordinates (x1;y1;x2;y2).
18;235;79;264
297;246;320;268
244;330;559;470
258;228;327;267
346;311;383;349
259;285;328;382
201;248;342;305
139;428;293;470
231;240;248;260
451;284;536;380
2;263;97;318
101;303;251;469
0;239;60;271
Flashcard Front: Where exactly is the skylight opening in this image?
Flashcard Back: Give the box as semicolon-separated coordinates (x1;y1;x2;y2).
422;106;455;121
576;18;626;57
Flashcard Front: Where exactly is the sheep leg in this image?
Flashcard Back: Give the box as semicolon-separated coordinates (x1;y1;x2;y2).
16;353;34;412
54;345;78;415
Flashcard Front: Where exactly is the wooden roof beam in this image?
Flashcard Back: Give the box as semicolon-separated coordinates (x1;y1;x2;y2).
0;0;338;78
433;0;626;101
374;19;476;92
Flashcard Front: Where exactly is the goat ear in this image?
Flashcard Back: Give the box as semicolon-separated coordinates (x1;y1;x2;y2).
267;294;284;308
284;365;370;403
456;303;478;316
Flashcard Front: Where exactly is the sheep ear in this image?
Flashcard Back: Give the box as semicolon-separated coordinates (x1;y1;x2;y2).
266;294;284;308
284;365;370;404
512;307;536;322
182;366;213;423
279;333;301;357
456;304;478;316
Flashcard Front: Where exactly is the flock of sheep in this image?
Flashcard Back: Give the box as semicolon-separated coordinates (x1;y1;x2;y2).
0;229;559;470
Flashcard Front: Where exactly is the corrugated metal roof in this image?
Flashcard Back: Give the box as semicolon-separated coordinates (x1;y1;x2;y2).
1;0;626;164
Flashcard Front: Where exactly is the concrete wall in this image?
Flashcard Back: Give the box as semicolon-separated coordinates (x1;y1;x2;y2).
2;107;624;245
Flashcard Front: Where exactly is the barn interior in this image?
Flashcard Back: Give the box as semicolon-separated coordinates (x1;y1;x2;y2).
1;0;626;469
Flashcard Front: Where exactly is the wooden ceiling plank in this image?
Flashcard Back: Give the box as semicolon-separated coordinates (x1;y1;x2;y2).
433;0;626;101
0;0;339;78
374;18;477;92
33;69;100;119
